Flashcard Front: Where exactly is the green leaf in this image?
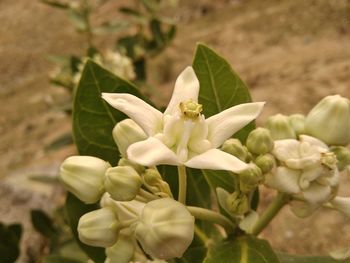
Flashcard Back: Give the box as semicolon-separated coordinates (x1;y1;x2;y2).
31;210;57;238
40;0;69;9
204;235;280;263
73;60;147;166
0;223;22;263
278;253;350;263
65;193;105;263
192;43;254;143
192;43;255;206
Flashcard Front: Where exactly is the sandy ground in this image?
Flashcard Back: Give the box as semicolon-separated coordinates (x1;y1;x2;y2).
1;0;350;261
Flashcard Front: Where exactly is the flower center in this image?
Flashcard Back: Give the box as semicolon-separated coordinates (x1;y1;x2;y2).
179;100;203;120
321;152;337;170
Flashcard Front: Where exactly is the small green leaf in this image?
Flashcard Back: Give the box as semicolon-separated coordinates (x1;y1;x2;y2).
72;60;148;166
0;223;22;263
65;193;105;263
204;235;280;263
278;253;350;263
31;210;57;238
40;0;69;9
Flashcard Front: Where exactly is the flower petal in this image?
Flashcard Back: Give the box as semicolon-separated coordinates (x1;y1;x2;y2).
329;196;350;218
330;247;350;260
239;211;259;234
185;149;247;173
264;167;301;194
127;137;180;166
289;200;319;218
102;93;163;136
164;67;200;115
273;139;300;162
302;183;331;204
206;102;265;148
300;135;328;150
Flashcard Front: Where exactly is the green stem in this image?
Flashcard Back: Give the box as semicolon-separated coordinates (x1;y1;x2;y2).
194;225;210;246
187;206;235;235
251;192;289;236
82;0;93;48
178;166;187;204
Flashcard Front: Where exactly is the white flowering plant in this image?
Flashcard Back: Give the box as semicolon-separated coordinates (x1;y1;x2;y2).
60;43;350;263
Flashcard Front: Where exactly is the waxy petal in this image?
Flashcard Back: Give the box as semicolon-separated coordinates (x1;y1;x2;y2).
102;93;163;136
206;102;265;148
239;211;259;234
164;67;200;115
330;196;350;218
330;247;350;260
127;137;180;166
273;139;300;162
300;135;328;151
265;167;300;194
185;149;247;173
302;183;331;204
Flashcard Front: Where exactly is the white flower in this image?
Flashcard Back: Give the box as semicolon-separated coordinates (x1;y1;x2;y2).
104;51;136;80
102;67;264;172
265;135;339;211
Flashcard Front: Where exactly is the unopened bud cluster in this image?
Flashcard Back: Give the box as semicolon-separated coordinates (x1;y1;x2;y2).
59;119;194;261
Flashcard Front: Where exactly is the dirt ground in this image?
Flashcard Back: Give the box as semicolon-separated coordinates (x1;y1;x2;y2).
1;0;350;262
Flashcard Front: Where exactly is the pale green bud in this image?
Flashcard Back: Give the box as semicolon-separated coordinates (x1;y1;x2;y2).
288;114;305;136
330;146;350;171
113;119;147;157
305;95;350;145
221;138;248;161
118;157;144;174
255;154;276;174
78;207;120;247
105;235;135;263
135;198;194;260
239;163;263;193
142;169;173;197
59;156;110;204
105;166;142;201
226;191;249;215
246;128;274;155
265;114;296;140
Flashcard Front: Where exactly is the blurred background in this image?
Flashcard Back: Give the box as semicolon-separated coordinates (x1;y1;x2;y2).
0;0;350;262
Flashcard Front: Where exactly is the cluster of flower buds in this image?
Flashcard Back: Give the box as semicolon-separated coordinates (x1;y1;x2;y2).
60;119;195;262
263;95;350;217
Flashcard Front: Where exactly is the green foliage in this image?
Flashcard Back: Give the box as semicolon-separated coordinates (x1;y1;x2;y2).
0;223;22;263
43;255;82;263
204;235;280;263
72;60;147;166
31;210;57;238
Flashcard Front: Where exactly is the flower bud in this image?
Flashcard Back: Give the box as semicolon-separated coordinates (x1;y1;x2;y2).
112;119;147;157
305;95;350;145
118;157;144;174
288;114;305;136
221;138;248;161
105;166;142;201
105;235;135;263
78;207;120;247
226;191;249;215
255;154;276;174
330;146;350;171
135;198;194;260
246;128;274;155
59;156;110;204
142;169;173;197
239;163;263;193
265;114;296;140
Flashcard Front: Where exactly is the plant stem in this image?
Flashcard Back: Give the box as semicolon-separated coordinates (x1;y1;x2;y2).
251;192;289;236
187;206;235;235
194;225;211;246
178;166;187;204
82;0;93;48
